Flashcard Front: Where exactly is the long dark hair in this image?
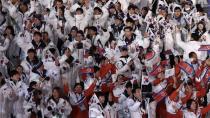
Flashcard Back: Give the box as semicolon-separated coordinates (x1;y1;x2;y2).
4;25;15;37
186;99;198;110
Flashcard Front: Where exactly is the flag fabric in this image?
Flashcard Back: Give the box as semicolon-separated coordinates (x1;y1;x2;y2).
80;67;94;81
89;93;100;105
141;75;150;85
150;64;164;76
198;45;210;51
179;61;194;76
152;89;168;102
195;66;209;82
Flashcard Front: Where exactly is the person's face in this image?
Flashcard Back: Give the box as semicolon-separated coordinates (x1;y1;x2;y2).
79;0;85;4
99;96;105;104
198;23;204;30
56;1;63;8
25;20;32;30
42;33;49;40
174;9;181;17
5;28;12;35
52;89;60;99
33;34;41;42
110;40;117;48
34;18;41;25
108;93;113;101
115;3;121;10
126;87;132;95
109;8;116;14
134;88;141;98
161;10;167;16
70;30;77;37
19;4;28;13
128;8;135;15
191;54;198;63
206;58;210;66
114;19;122;25
190;101;197;110
124;29;132;37
141;9;147;16
12;73;20;81
16;66;23;73
185;85;193;92
39;65;45;71
174;57;179;64
117;75;124;84
32;83;39;89
75;85;83;93
76;10;83;15
101;0;107;3
89;30;96;36
126;22;133;27
10;0;18;5
121;50;128;56
94;10;101;15
157;71;164;79
28;52;35;60
76;33;83;41
185;4;191;11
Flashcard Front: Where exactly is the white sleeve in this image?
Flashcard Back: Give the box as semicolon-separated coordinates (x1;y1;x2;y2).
16;35;33;54
64;9;74;23
64;101;72;115
28;0;35;14
175;32;187;51
0;38;10;51
136;36;150;49
164;31;174;51
127;99;141;111
84;40;92;49
20;61;30;74
142;37;150;49
59;54;68;64
100;31;110;47
101;7;109;20
70;3;80;12
116;61;129;74
84;7;93;21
